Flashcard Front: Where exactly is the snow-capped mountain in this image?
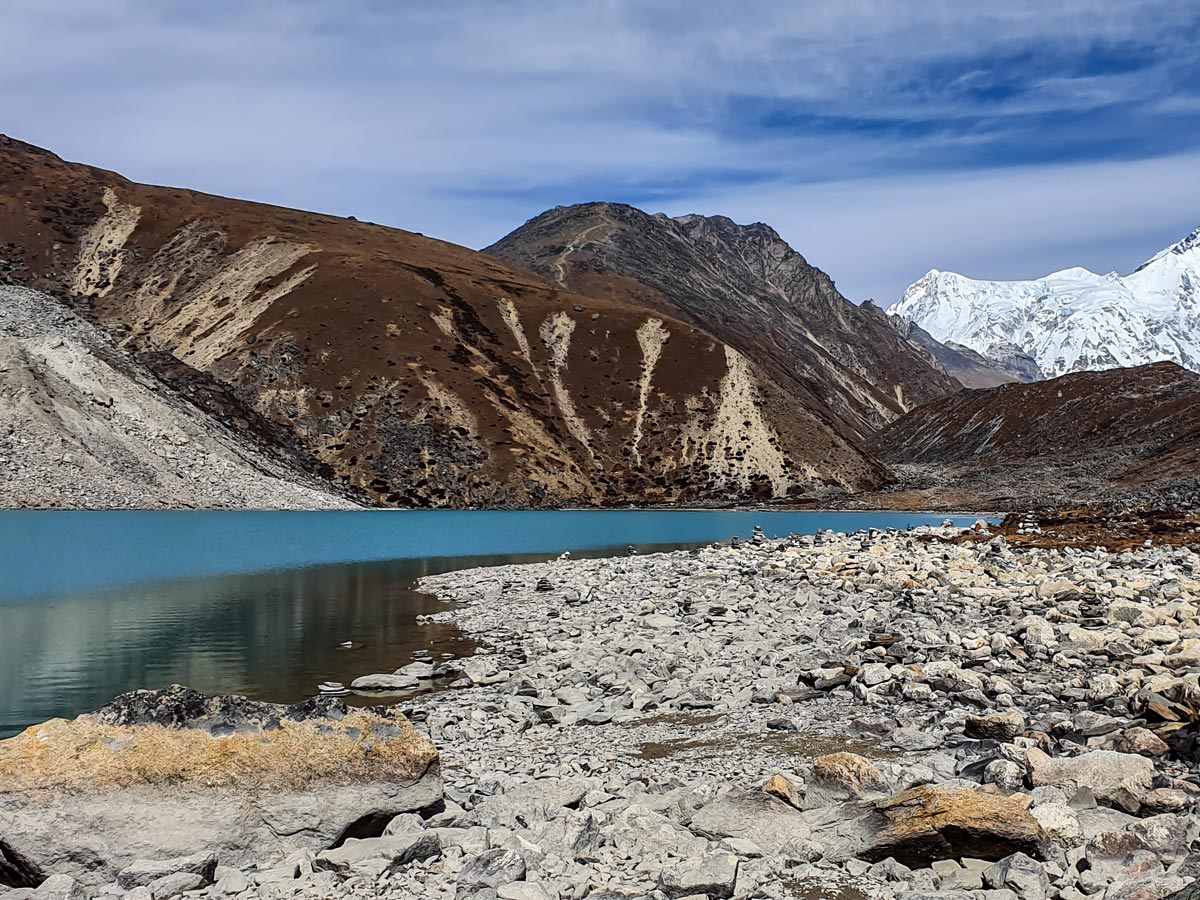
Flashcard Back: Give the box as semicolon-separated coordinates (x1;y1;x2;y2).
889;226;1200;378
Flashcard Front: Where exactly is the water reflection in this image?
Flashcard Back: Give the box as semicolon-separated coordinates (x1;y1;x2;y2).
0;557;482;738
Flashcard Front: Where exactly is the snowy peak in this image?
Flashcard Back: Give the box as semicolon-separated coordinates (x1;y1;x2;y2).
889;228;1200;378
1138;225;1200;269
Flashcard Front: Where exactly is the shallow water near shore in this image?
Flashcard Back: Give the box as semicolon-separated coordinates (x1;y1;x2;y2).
0;509;981;737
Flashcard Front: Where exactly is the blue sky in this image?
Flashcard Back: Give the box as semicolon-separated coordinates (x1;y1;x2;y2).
2;1;1199;302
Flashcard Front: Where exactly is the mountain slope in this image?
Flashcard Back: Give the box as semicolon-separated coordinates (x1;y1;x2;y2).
890;228;1200;378
486;203;961;444
0;286;357;509
0;136;887;506
884;316;1018;388
871;362;1200;505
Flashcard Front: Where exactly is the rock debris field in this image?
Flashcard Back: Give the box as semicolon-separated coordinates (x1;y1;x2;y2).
7;522;1200;900
0;286;354;510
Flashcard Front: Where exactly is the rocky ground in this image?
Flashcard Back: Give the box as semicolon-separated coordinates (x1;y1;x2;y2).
841;462;1200;516
0;286;357;509
6;521;1200;900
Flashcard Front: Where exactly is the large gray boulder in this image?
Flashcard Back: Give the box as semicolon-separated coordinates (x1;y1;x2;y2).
689;790;824;861
115;852;217;890
0;686;441;889
350;673;421;692
458;849;527;889
467;779;590;829
1026;748;1153;810
982;852;1049;900
314;833;442;874
657;852;739;899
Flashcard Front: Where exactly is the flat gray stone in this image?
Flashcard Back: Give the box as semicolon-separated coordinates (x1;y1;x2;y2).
657;852;739;899
117;853;217;890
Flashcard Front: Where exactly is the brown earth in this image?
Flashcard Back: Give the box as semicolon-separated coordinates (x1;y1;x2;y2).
0;136;887;507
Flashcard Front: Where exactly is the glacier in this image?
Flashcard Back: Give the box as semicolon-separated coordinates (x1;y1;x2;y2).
889;226;1200;378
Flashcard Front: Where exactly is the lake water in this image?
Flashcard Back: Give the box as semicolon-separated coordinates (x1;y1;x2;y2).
0;510;982;737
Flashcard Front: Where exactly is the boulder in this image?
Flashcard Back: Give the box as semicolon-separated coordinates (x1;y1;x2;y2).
1022;618;1058;653
1119;728;1170;758
145;871;206;898
0;686;440;888
657;852;739;899
965;710;1027;741
1029;801;1081;850
460;656;506;686
982;852;1049;900
921;661;983;693
1163;640;1200;670
1025;749;1153;810
458;849;527;889
762;774;802;809
468;779;589;829
1106;877;1191;900
859;785;1043;867
116;853;217;889
350;673;420;692
689;790;824;861
313;833;442;873
1128;815;1199;865
1076;831;1162;890
1036;580;1078;600
22;875;85;900
807;752;889;804
608;804;709;859
858;663;894;687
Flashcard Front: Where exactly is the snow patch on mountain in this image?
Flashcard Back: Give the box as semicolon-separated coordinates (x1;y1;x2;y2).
889;227;1200;377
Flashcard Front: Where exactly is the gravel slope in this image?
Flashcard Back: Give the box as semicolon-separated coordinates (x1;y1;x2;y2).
0;286;357;509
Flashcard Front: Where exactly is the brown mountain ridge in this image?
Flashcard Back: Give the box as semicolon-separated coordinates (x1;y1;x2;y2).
485;202;972;444
872;362;1200;508
0;136;898;507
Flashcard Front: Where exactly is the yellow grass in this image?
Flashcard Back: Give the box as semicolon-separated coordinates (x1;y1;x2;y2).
0;709;437;794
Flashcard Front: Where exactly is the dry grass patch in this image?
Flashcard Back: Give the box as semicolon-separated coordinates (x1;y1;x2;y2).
0;709;437;794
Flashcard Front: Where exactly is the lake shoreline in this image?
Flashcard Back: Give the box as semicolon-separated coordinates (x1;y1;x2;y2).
0;511;982;740
6;517;1200;899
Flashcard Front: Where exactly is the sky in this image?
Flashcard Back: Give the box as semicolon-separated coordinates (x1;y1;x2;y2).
2;1;1199;303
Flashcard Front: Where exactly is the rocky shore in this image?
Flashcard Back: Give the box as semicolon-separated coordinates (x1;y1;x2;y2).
5;522;1200;899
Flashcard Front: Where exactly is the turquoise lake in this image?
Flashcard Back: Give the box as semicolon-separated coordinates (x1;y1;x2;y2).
0;510;981;737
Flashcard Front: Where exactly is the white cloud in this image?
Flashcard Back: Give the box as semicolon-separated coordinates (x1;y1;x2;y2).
0;0;1196;301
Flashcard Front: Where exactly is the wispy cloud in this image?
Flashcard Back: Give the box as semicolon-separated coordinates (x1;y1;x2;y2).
1;0;1197;300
